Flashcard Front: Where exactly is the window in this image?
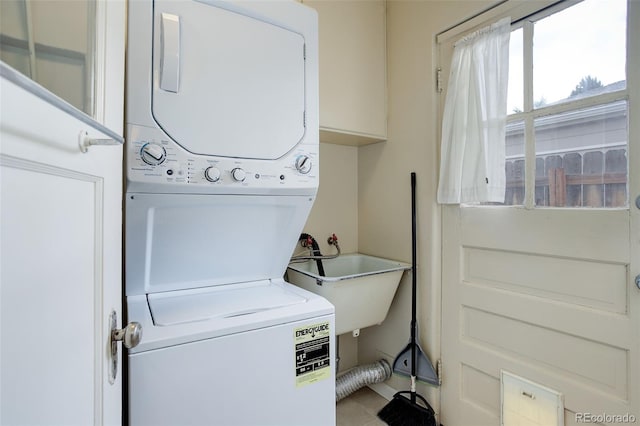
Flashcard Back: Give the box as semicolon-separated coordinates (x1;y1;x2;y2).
0;0;97;116
503;0;628;207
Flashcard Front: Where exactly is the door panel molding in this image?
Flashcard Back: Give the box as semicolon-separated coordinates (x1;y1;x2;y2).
1;155;106;425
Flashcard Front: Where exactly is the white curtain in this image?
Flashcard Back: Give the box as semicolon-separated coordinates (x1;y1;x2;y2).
437;17;511;204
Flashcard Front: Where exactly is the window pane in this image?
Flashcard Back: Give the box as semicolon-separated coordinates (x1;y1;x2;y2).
507;28;523;115
533;0;626;108
0;0;96;115
0;1;31;76
504;120;525;205
534;101;628;207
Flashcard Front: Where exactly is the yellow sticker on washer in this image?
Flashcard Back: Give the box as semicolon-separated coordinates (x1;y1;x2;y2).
294;322;331;387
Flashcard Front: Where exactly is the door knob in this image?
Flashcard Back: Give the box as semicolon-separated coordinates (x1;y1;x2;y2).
108;310;142;384
112;321;142;349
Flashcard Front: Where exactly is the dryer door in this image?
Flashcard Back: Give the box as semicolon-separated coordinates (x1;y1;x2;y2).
152;0;306;160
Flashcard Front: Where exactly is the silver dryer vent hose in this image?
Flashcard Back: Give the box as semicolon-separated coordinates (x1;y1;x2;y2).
335;359;391;402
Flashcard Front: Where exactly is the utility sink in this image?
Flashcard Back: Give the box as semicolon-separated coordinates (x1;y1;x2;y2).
287;254;410;336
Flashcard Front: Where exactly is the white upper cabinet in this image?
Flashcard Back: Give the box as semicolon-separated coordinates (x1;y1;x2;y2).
303;0;387;145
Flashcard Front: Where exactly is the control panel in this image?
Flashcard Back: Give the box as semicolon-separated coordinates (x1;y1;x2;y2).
126;125;318;194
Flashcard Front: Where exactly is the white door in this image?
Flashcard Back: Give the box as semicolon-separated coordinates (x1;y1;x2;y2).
0;1;125;424
439;1;639;424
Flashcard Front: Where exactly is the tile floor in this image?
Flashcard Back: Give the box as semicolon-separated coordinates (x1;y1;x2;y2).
336;387;389;426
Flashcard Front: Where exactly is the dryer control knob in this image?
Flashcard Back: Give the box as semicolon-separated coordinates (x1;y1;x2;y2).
204;166;221;182
140;142;166;166
231;168;246;182
295;155;312;174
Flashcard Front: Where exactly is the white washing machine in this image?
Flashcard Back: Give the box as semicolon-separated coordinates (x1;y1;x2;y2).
124;1;335;425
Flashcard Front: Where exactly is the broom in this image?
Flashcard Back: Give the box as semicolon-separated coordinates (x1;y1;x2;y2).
377;172;437;426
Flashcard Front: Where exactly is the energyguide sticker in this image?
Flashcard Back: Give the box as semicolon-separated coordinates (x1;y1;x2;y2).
294;322;331;387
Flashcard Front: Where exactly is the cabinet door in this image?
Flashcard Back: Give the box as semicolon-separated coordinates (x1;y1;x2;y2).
304;0;387;145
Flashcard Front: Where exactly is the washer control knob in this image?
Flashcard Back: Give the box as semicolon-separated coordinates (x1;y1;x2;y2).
204;166;221;182
295;155;312;174
231;168;246;182
140;143;166;166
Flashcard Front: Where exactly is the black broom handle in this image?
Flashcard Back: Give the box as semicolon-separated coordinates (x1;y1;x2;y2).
410;172;417;404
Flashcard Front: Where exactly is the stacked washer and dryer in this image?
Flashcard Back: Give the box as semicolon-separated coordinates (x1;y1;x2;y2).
124;1;335;424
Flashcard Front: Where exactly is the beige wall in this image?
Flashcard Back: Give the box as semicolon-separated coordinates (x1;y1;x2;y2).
302;142;359;256
300;0;496;378
356;0;495;401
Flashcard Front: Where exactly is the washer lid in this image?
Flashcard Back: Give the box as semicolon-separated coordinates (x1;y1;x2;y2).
148;280;307;326
125;193;315;297
152;0;306;160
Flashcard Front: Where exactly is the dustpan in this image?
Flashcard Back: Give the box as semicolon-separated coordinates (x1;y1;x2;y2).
392;332;439;386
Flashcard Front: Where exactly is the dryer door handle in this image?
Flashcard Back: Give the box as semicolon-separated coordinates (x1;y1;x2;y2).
160;13;181;93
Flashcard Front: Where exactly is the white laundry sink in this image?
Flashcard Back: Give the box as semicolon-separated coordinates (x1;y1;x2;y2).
287;254;410;335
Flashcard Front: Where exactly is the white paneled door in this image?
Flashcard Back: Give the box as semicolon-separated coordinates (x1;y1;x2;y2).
439;1;640;425
0;74;123;426
441;207;639;425
0;2;125;425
